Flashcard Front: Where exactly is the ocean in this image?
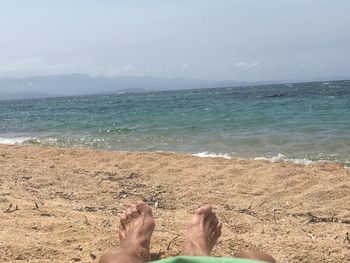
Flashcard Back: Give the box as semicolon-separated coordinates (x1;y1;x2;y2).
1;80;349;166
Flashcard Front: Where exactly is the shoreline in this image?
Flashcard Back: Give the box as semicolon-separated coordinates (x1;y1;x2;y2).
1;139;349;167
1;144;350;262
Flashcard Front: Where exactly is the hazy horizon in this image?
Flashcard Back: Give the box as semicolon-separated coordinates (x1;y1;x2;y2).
1;72;350;83
1;74;349;101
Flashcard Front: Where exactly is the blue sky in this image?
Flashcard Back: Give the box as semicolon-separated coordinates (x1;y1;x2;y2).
0;0;349;81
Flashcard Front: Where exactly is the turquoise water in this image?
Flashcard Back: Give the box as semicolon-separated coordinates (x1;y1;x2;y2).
0;80;349;165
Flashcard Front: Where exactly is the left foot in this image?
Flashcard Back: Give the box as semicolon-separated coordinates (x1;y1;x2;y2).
118;202;155;262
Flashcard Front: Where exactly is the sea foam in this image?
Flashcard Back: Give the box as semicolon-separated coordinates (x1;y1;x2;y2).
0;137;31;145
192;151;231;159
254;154;314;165
193;152;315;164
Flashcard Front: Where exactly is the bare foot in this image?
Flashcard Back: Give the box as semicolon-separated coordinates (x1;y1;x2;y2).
182;205;222;256
118;202;155;262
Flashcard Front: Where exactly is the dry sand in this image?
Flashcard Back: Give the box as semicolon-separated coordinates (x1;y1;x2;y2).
0;144;349;263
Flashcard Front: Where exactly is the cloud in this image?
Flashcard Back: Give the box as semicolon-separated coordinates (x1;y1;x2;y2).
0;57;67;76
91;65;168;77
234;62;260;69
105;65;138;77
180;63;191;72
0;57;45;71
144;67;164;74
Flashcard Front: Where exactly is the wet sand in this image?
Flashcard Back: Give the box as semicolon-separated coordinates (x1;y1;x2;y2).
0;144;349;262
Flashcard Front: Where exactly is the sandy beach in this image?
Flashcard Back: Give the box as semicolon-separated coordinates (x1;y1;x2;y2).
0;144;349;263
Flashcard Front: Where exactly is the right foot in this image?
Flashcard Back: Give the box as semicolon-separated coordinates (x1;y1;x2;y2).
119;202;155;262
182;205;222;256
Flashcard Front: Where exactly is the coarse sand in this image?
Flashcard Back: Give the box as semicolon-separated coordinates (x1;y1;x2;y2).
0;144;349;262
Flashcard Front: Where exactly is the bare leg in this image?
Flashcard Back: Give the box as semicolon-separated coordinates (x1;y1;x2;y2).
182;205;223;256
99;202;155;263
236;249;276;263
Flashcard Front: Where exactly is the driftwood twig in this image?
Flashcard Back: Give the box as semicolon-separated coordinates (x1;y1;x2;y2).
289;212;350;225
166;234;179;250
272;208;282;220
238;205;257;217
4;203;19;213
345;232;350;244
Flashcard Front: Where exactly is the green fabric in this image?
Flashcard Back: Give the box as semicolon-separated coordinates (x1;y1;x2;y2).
152;256;265;263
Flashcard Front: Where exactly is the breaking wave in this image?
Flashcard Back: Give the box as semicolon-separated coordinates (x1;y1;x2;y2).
192;151;232;159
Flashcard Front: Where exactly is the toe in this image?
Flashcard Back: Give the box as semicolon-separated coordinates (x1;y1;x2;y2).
195;205;212;215
130;204;140;218
206;214;218;233
214;222;223;238
137;202;153;215
192;205;213;226
210;215;219;226
126;208;133;221
205;213;216;225
120;214;128;229
217;221;223;230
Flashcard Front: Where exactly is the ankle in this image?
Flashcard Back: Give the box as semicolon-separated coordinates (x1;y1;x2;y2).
121;246;150;262
236;250;276;263
183;241;210;256
99;247;146;263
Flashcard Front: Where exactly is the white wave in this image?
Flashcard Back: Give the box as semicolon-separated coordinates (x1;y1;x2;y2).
192;151;231;159
35;137;58;143
254;154;313;165
0;137;31;145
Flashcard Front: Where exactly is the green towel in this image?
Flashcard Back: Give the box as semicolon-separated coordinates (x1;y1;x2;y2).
152;256;265;263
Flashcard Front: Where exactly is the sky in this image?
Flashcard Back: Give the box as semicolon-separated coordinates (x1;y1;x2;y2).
0;0;350;82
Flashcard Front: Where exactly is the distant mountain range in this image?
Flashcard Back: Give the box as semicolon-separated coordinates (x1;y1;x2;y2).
1;74;349;100
0;74;278;100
